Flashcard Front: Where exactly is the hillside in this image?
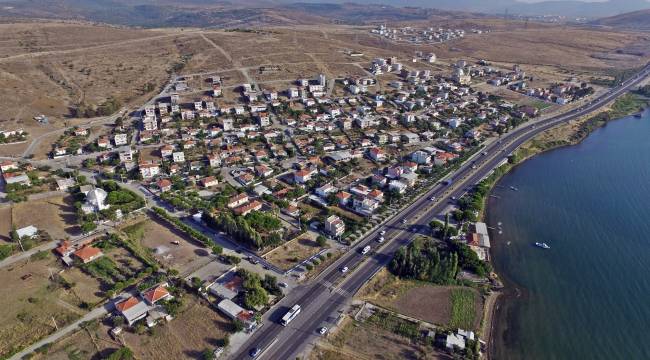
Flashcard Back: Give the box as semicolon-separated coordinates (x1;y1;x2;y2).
592;9;650;30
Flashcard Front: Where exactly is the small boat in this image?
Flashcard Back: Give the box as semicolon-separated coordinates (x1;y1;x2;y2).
510;186;519;191
634;113;643;118
535;242;550;249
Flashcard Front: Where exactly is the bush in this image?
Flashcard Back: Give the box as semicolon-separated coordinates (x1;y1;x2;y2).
305;264;314;271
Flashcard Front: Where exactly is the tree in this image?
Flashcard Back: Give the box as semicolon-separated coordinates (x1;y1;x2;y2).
106;347;134;360
201;348;215;360
316;235;328;247
81;221;97;234
211;245;223;255
233;319;245;332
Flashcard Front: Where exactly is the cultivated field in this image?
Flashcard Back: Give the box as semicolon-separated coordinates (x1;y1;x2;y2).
357;269;483;330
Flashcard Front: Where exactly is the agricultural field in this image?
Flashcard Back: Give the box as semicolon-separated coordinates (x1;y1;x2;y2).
357;269;483;330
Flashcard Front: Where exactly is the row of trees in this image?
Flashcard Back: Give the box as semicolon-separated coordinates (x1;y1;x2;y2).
152;207;212;247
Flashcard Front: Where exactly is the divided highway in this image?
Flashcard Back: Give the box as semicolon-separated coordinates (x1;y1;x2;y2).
230;64;650;359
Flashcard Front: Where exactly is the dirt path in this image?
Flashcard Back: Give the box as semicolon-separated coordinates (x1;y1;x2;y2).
199;32;233;63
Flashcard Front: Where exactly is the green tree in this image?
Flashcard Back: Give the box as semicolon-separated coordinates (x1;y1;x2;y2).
211;244;223;255
316;235;327;247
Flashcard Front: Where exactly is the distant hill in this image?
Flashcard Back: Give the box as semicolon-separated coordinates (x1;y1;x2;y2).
288;0;650;18
592;9;650;30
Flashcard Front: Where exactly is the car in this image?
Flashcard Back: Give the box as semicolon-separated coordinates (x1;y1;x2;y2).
360;245;371;255
451;196;457;201
401;219;407;224
248;257;260;265
341;266;349;273
429;196;436;201
377;236;385;243
279;282;288;288
471;165;477;169
249;348;261;358
380;230;386;236
319;327;328;335
482;151;488;155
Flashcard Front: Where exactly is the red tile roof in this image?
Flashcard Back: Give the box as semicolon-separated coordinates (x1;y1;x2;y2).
144;285;170;304
116;296;141;312
73;246;102;262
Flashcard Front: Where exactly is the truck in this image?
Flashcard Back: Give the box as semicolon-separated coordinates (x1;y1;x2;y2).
281;304;301;326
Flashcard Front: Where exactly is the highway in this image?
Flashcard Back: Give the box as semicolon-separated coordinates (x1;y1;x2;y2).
231;63;650;359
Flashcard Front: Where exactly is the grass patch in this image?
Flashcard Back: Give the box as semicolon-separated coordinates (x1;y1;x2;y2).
449;288;477;330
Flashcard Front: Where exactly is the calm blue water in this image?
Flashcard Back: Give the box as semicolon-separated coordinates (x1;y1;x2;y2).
488;109;650;360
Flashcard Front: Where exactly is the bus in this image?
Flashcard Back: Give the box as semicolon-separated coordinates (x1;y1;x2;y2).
281;304;301;326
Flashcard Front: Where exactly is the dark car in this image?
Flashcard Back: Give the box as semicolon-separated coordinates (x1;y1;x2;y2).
249;348;261;358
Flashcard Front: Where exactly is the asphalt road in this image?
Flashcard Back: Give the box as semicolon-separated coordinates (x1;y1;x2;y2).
229;63;650;360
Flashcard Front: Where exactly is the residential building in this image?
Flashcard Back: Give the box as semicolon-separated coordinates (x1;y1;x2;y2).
324;215;345;237
172;152;185;163
227;193;249;208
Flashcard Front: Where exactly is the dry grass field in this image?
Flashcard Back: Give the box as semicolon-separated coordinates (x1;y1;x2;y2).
131;217;211;274
11;195;80;239
0;205;13;243
1;20;647;159
122;295;231;359
264;235;322;271
0;256;83;358
311;317;449;360
44;295;231;360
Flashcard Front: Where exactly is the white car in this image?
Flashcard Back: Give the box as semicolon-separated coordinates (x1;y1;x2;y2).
341;266;349;273
319;327;328;335
380;230;386;236
279;282;288;288
429;196;436;201
377;236;385;243
401;219;407;224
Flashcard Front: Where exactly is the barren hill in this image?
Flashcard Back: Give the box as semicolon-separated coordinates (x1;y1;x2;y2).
592;9;650;30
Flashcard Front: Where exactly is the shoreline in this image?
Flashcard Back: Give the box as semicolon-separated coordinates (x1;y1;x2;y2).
480;99;649;359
